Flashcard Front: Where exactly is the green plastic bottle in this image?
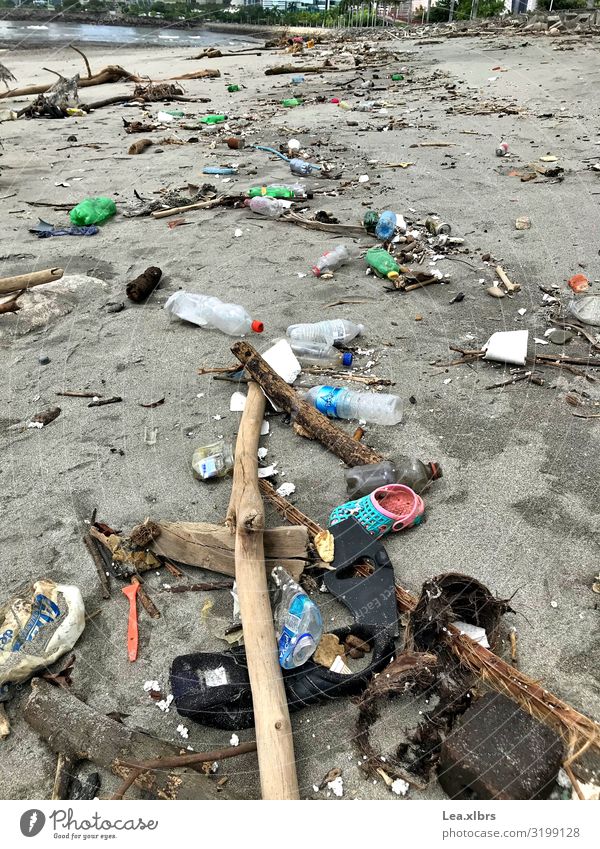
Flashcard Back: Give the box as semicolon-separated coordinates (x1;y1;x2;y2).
227;84;241;93
366;248;400;281
391;73;404;82
200;114;227;124
363;210;379;234
281;98;301;108
247;186;295;199
69;197;116;226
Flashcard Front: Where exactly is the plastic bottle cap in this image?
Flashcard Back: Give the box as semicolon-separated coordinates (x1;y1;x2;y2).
342;352;353;367
251;320;264;333
387;271;399;280
311;266;321;277
292;634;316;665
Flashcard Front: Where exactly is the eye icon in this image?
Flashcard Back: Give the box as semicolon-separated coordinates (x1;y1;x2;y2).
20;810;46;837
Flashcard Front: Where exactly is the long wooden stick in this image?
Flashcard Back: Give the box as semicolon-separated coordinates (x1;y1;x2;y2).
151;196;228;220
227;382;299;800
257;480;600;760
0;267;63;295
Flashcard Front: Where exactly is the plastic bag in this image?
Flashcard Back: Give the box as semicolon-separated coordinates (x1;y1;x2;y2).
0;579;85;686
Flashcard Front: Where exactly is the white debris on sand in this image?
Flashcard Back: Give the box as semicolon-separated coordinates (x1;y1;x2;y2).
275;482;296;498
327;775;344;797
156;694;174;713
176;724;189;740
391;778;409;796
230;733;239;747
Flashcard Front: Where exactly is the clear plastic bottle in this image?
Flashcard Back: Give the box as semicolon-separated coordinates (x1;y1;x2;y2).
164;292;263;336
304;386;403;426
311;244;351;277
247;196;290;218
355;100;376;112
568;295;600;327
271;566;323;670
287;318;364;347
289;338;353;367
289;158;315;177
192;440;234;481
345;457;442;498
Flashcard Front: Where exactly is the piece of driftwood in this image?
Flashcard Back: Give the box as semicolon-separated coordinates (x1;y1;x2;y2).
51;753;76;801
231;341;384;468
226;382;299;800
149;521;307;581
0;65;142;100
151;195;232;220
258;481;600;765
113;741;257;800
0;267;63;295
265;64;340;76
24;679;234;800
0;290;24;314
83;534;111;599
170;69;220;80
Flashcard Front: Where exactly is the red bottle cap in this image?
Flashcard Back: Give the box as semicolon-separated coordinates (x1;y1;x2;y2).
311;266;321;277
251;320;264;333
330;97;340;104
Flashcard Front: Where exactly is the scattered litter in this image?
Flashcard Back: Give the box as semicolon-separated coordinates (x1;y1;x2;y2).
230;733;239;747
484;330;528;366
177;724;189;740
275;482;296;498
230;391;247;412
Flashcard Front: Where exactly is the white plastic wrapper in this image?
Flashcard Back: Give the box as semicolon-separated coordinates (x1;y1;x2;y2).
0;579;85;686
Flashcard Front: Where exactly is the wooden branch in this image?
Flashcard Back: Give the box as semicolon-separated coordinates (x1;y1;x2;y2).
83;534;111;599
231;341;384;468
151;195;230;220
131;577;160;619
0;66;142;100
147;521;308;582
259;479;323;540
70;44;92;79
113;742;257;801
258;483;600;761
24;679;235;800
0;290;24;315
0;267;63;296
170;69;220;80
228;382;299;800
265;64;340;75
51;753;76;800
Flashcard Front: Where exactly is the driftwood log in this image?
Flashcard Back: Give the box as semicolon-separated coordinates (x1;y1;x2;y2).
149;521;308;582
226;382;299;800
0;267;63;295
265;64;340;76
231;341;384;467
24;679;237;800
0;66;142;100
170;69;221;80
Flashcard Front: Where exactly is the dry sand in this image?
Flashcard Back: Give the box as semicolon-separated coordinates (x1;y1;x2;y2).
0;31;599;800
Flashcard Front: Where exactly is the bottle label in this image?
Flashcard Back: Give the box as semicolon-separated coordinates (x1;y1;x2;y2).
198;455;220;479
313;386;344;418
278;625;297;665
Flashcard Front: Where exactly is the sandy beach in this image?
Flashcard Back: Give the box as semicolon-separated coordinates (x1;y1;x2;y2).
1;29;599;801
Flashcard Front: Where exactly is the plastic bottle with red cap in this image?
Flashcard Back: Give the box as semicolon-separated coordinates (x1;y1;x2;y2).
164;292;263;336
311;244;350;277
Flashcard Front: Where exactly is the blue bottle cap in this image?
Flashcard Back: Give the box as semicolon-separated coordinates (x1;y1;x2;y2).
342;352;353;367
